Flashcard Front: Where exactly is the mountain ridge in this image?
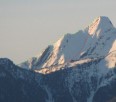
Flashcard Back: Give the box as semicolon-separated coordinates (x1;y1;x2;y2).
19;16;116;70
0;55;116;102
0;16;116;102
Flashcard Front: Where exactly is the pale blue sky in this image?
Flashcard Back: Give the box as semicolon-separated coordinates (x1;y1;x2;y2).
0;0;116;63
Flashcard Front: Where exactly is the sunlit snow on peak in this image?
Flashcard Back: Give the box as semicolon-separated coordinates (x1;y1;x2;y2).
88;16;113;36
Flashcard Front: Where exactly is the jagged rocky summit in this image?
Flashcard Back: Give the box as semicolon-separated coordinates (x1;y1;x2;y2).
0;16;116;102
19;16;116;70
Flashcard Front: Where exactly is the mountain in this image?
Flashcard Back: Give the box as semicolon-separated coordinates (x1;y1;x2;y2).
0;16;116;102
0;58;47;102
19;16;116;70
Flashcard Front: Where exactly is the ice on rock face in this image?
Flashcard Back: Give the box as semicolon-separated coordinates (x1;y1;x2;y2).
88;16;113;36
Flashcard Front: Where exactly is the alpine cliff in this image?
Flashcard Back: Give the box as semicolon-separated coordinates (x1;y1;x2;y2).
0;16;116;102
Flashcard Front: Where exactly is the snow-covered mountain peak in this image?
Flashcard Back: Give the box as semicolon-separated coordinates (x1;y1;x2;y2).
88;16;113;36
19;16;116;70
